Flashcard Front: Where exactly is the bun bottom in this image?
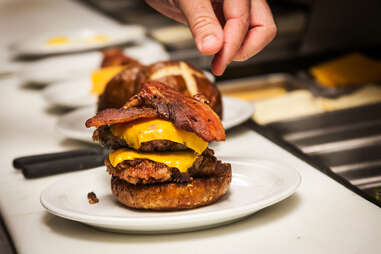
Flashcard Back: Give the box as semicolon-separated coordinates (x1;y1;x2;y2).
111;166;231;210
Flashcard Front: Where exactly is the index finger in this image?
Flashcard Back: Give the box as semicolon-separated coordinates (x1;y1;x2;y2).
211;0;250;76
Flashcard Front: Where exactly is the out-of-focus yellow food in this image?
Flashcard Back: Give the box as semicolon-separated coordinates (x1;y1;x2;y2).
46;36;70;45
91;65;126;95
151;25;193;44
310;53;381;88
88;34;109;43
253;90;324;124
222;87;287;101
253;85;381;124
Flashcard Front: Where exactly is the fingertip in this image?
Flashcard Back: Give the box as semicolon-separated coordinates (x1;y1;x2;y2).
197;32;223;55
211;55;225;76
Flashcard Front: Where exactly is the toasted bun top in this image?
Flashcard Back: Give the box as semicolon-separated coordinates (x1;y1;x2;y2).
136;61;222;117
97;60;222;118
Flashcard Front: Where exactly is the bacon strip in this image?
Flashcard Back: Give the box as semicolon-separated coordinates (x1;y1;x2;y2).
86;81;225;142
85;108;157;128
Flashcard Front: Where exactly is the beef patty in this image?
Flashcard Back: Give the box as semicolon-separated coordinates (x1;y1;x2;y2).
105;148;228;185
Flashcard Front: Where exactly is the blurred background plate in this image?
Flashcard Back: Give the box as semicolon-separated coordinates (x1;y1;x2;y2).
42;77;96;108
222;96;254;129
56;106;96;143
19;39;169;85
42;68;213;109
12;25;146;56
19;52;102;84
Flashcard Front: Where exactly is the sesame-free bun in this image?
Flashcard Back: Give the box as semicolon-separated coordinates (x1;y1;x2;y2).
110;162;231;211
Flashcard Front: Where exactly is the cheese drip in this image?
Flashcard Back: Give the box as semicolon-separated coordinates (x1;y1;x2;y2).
110;119;208;154
109;148;198;173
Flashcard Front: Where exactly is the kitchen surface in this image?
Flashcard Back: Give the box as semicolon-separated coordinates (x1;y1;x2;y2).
1;0;381;253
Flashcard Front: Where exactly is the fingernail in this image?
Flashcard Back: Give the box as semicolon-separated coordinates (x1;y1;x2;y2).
200;35;217;52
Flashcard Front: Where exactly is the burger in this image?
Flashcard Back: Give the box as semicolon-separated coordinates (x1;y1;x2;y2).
91;48;143;102
86;81;231;210
97;60;223;119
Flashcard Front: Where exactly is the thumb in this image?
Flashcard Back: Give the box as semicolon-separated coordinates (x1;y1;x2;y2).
178;0;224;55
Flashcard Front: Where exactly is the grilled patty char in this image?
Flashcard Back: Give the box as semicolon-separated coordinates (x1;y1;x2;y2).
106;158;190;184
106;148;224;185
111;160;231;210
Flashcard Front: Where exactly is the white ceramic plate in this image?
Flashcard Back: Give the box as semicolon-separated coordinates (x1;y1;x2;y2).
13;26;146;56
20;52;102;84
42;77;97;108
40;158;301;233
222;96;254;129
0;61;23;75
56;106;97;143
21;39;169;84
56;96;254;143
42;69;213;108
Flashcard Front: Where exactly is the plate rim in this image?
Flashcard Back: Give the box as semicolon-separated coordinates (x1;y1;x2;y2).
221;96;254;129
42;77;96;108
40;158;301;230
13;25;146;56
55;106;96;142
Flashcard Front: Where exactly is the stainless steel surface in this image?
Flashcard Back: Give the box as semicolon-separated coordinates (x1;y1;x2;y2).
267;103;381;203
284;120;381;141
311;143;381;198
332;160;381;173
301;134;381;154
218;73;296;91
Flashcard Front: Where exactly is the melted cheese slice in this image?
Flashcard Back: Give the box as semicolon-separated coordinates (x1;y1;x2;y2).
110;119;208;154
91;65;126;95
109;148;198;173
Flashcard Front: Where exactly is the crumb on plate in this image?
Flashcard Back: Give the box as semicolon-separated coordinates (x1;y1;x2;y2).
87;192;99;204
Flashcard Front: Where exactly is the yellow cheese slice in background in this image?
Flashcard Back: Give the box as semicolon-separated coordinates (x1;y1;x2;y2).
91;65;126;95
310;53;381;88
109;148;198;173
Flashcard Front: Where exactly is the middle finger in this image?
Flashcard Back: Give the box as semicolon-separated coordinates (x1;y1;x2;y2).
211;0;250;75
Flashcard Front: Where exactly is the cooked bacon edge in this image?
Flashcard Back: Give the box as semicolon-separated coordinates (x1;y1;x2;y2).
86;81;225;142
85;107;157;128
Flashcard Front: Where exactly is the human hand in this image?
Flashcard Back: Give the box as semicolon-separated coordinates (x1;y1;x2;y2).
145;0;276;76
